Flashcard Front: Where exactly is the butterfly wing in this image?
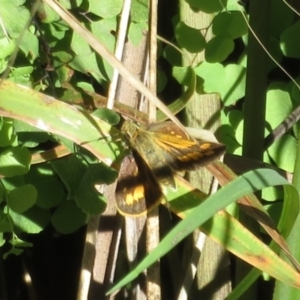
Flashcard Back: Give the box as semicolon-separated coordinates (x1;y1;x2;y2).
131;131;177;189
117;120;225;216
150;123;226;171
115;150;163;217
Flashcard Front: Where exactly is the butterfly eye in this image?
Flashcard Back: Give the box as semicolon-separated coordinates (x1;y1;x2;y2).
124;131;132;140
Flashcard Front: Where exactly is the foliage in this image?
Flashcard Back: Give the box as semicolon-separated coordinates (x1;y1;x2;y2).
0;0;300;299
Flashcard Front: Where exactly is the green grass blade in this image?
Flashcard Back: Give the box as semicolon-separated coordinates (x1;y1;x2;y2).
107;169;298;294
0;80;122;164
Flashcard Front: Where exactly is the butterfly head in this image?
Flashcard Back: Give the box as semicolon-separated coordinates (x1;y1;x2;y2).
121;120;140;141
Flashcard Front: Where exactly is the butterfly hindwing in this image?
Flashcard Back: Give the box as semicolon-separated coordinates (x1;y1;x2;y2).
115;150;163;217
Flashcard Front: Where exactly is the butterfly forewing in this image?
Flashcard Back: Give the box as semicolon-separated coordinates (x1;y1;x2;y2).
147;121;226;171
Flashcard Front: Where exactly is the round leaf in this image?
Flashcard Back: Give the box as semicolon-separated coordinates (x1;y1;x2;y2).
34;177;65;209
88;0;123;18
75;164;117;215
92;108;121;125
265;83;293;129
280;20;300;58
0;119;17;147
51;200;88;234
51;155;87;200
0;147;31;177
205;36;234;62
212;11;248;39
195;62;246;105
175;21;205;53
9;206;51;234
7;184;37;213
267;135;297;173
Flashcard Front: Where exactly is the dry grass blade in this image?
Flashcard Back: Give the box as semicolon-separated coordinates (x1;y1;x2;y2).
145;0;161;298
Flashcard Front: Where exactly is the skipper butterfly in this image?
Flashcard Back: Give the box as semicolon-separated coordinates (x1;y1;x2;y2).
115;120;225;216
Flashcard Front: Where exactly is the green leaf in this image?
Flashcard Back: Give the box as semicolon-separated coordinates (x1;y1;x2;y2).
71;31;93;56
0;212;11;233
269;0;294;37
0;37;16;59
265;83;293;129
205;36;234;62
92;108;121;125
51;155;87;200
19;29;39;62
75;163;117;215
70;41;107;82
128;22;148;46
212;11;248;39
59;0;83;9
69;26;114;82
2;235;33;258
7;184;37;213
76;82;95;92
157;69;167;93
38;2;61;23
9;206;51;234
175;21;206;53
172;66;194;86
52;50;73;64
0;0;30;37
186;0;227;13
90;18;118;79
163;44;182;66
90;18;117;52
1;176;26;191
75;185;107;215
235;119;244;147
8;66;34;86
0;60;8;73
131;0;148;23
17;132;50;148
216;124;241;153
280;20;300;58
51;200;88;234
0;184;5;204
0;233;5;247
10;235;32;248
3;247;24;258
0;146;31;177
268;135;297;173
25;163;65;209
195;62;246;105
34;177;65;209
88;0;123;18
0;80;122;166
262;186;283;202
156;67;197;121
0;118;17;147
89;163;118;184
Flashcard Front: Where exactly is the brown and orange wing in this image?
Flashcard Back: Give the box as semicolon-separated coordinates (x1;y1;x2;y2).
115;150;163;217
